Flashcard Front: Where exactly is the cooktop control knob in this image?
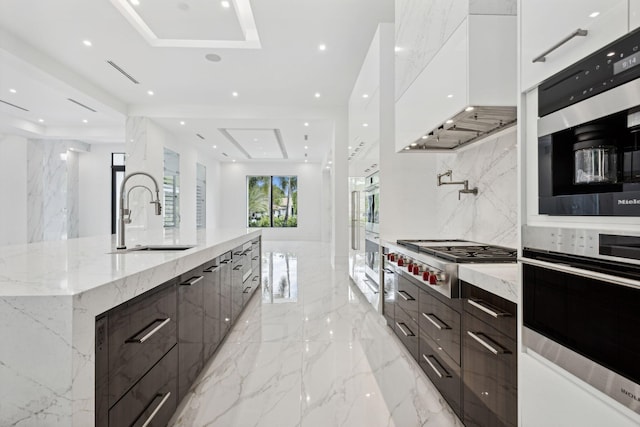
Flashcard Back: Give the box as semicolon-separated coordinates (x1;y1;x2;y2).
428;273;438;285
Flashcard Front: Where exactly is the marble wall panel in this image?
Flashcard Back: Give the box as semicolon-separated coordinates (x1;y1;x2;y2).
435;128;517;248
67;150;80;239
395;0;467;100
469;0;517;15
27;141;45;243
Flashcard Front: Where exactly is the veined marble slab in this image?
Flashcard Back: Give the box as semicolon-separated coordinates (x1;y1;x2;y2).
458;263;519;304
0;228;260;427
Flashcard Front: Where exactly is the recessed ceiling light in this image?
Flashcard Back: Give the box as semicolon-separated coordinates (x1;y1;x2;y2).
589;11;600;18
305;159;308;163
404;147;410;150
318;44;327;51
421;135;428;139
410;143;417;147
82;119;88;123
362;94;369;98
38;118;44;123
253;138;258;142
180;121;186;125
362;123;368;127
328;160;332;164
232;91;238;97
205;53;222;62
304;145;308;149
147;90;154;96
232;159;236;162
304;122;309;127
326;166;330;169
465;106;475;112
130;0;140;5
212;145;217;149
83;40;92;47
607;51;616;57
221;0;230;8
9;88;16;94
445;119;453;124
394;46;403;53
348;146;352;149
447;94;453;98
314;92;321;98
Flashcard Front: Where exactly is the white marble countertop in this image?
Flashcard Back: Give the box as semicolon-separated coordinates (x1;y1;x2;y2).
0;228;260;427
458;263;519;304
0;227;260;297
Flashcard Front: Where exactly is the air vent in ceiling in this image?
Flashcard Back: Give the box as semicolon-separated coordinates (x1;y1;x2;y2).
196;133;205;140
67;98;97;112
0;99;29;111
106;60;140;84
222;152;229;157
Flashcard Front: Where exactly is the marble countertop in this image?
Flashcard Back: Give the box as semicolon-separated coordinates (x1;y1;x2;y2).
0;227;260;427
0;228;260;297
458;263;519;304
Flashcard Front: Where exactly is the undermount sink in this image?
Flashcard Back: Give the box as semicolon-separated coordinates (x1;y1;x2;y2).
110;245;195;253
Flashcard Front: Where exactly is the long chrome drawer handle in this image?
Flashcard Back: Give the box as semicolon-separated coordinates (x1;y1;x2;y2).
395;322;415;337
422;354;451;379
180;276;204;286
252;276;259;282
126;318;171;344
134;392;172;427
467;331;508;355
467;299;510;318
203;265;221;273
243;286;252;293
233;265;243;270
532;28;588;63
422;313;450;330
397;290;414;301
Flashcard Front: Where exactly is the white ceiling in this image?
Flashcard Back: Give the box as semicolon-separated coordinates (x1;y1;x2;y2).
0;0;393;162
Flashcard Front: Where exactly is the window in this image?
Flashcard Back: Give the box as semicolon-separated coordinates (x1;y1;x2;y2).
111;153;126;234
247;175;297;227
163;148;180;228
196;163;206;229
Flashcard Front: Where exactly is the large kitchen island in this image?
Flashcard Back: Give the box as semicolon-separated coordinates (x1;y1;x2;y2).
0;228;261;427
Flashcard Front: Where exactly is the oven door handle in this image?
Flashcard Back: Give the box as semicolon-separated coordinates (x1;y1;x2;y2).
520;257;640;290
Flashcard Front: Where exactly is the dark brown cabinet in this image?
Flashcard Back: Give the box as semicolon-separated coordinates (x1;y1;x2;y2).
96;237;261;426
177;268;205;401
462;281;517;427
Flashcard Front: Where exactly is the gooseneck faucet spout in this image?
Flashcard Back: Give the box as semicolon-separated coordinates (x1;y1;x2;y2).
117;172;163;250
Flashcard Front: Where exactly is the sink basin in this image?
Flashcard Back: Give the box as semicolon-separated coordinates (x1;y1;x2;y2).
110;245;195;253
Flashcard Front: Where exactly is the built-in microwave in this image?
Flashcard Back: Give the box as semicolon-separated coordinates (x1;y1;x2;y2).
537;27;640;216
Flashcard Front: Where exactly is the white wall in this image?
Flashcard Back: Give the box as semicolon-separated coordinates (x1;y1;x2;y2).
78;143;125;237
0;134;28;245
219;162;323;241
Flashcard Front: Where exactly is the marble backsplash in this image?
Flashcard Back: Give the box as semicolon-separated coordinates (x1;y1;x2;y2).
435;128;517;248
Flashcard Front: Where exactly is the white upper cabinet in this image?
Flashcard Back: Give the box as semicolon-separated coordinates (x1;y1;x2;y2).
520;0;628;91
395;15;516;152
631;0;640;31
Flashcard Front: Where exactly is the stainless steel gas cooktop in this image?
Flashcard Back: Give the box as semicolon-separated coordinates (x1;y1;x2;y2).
396;239;517;263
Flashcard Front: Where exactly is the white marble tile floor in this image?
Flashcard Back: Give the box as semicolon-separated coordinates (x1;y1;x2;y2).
169;241;463;427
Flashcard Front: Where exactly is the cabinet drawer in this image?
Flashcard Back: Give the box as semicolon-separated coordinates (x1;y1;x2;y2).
108;280;177;405
419;334;462;419
462;311;517;427
462;281;516;340
108;345;178;427
419;288;461;365
394;306;419;361
397;274;419;322
178;267;205;401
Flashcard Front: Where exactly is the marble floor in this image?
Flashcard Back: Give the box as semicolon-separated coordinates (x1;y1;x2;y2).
169;241;462;427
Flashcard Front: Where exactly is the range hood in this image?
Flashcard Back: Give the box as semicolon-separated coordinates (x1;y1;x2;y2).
405;106;517;151
395;14;517;152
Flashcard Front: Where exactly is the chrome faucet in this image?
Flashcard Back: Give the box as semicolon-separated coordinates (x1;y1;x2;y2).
117;172;162;249
437;169;478;200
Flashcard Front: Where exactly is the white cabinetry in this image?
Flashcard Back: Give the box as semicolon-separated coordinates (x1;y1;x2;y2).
395;15;516;152
631;0;640;31
520;0;627;91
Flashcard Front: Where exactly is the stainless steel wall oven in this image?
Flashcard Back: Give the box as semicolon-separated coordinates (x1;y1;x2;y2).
522;226;640;414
